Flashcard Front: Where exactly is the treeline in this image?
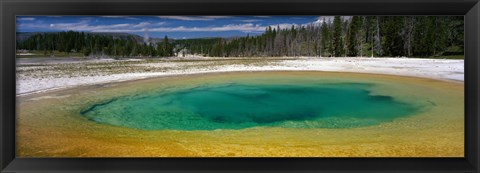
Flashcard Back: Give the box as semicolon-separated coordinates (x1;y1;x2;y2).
173;38;222;56
202;16;463;58
17;31;175;57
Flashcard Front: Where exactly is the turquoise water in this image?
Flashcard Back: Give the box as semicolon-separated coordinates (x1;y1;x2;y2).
81;82;421;130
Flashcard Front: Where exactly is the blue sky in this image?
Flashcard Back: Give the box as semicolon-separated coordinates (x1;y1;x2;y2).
16;16;336;39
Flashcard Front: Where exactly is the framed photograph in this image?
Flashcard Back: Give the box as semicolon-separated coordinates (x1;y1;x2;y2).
1;0;479;172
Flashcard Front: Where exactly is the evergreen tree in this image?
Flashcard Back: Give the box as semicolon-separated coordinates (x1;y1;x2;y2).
332;16;344;57
347;16;362;57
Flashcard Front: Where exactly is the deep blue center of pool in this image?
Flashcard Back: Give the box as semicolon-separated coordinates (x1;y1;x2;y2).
81;82;420;130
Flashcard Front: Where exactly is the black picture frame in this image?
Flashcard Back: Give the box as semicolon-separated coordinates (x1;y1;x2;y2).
1;0;479;172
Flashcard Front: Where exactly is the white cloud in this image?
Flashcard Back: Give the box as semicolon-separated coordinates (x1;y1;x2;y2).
313;16;333;25
45;20;168;33
133;22;151;28
269;23;299;30
132;22;166;29
17;17;35;21
157;16;232;21
49;20;91;30
146;23;265;33
49;20;131;32
312;16;353;25
239;19;262;23
59;23;269;33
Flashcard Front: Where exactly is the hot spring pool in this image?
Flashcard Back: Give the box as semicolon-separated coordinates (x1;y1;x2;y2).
16;71;464;157
80;81;422;130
